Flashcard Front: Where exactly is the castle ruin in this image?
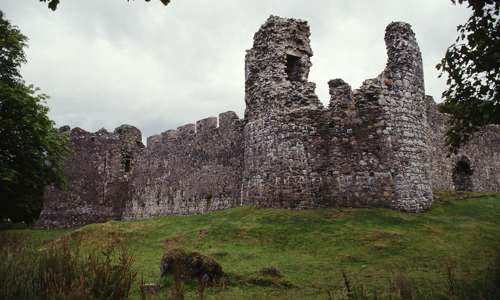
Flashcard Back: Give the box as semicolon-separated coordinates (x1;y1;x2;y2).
35;16;500;229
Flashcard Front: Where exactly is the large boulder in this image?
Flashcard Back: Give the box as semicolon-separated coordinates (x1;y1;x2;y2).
160;247;224;281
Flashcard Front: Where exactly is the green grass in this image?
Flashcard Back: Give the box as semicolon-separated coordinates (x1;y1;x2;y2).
2;190;500;299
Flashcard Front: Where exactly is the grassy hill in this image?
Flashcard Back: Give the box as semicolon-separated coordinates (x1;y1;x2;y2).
1;190;500;299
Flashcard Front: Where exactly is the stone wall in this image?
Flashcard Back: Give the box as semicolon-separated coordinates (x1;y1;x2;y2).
35;15;499;229
122;111;244;220
241;18;432;212
426;96;500;192
36;125;144;229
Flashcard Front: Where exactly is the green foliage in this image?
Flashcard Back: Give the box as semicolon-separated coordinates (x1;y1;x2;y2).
436;0;500;154
0;11;27;83
39;0;171;11
0;10;72;222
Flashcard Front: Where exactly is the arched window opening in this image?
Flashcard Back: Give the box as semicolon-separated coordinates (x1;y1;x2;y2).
452;156;474;191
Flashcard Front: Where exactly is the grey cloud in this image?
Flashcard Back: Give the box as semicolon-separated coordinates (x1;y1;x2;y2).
1;0;471;141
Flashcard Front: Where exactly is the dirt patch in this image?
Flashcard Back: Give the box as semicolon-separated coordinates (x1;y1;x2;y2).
162;234;188;250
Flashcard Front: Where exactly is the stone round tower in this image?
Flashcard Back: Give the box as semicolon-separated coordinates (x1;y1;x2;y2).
242;16;323;208
356;22;433;211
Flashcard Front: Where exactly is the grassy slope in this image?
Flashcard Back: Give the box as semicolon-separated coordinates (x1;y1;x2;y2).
18;190;500;299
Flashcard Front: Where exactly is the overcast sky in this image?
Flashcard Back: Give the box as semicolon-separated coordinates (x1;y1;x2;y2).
1;0;471;143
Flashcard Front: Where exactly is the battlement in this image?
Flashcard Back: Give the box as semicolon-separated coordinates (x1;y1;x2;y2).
35;16;500;229
196;117;217;132
244;16;320;120
152;111;242;144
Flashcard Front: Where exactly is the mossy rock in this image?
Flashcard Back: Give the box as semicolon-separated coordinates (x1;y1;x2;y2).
160;247;224;281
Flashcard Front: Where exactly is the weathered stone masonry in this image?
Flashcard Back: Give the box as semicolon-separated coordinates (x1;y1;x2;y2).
426;96;500;192
36;16;500;229
38;125;144;229
242;17;432;212
123;111;244;220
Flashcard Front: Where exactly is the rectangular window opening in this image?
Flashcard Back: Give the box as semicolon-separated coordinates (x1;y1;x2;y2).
125;159;132;173
285;54;301;81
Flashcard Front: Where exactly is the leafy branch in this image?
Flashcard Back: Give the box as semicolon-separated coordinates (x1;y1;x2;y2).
39;0;171;11
436;0;499;154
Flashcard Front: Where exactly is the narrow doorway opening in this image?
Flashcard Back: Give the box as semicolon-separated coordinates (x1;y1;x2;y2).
452;156;474;191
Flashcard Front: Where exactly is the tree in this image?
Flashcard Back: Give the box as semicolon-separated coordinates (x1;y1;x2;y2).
436;0;499;155
39;0;171;11
0;10;71;222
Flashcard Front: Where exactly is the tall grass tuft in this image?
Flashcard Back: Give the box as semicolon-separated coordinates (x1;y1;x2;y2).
0;232;33;299
443;253;500;299
390;270;415;299
0;231;137;299
341;269;371;299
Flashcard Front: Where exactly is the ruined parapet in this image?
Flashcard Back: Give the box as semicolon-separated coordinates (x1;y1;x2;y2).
242;18;432;212
328;79;354;111
324;75;399;210
325;22;432;212
35;125;144;229
381;22;424;83
244;15;321;120
242;16;393;210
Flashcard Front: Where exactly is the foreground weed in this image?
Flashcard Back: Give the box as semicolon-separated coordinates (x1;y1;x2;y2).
341;269;372;299
0;230;137;299
390;270;415;299
445;264;455;298
84;236;137;299
443;255;500;300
